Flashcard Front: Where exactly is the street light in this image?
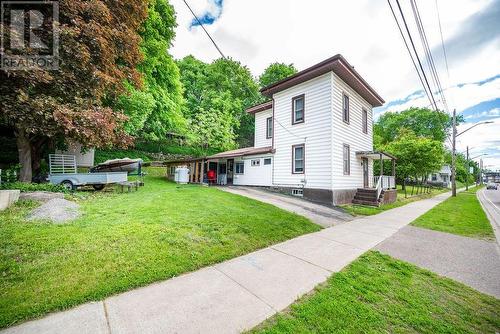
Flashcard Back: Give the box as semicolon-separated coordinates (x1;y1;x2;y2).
451;111;493;196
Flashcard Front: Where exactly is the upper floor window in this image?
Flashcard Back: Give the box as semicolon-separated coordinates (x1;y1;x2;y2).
292;144;305;174
342;94;350;124
362;108;368;134
343;144;350;175
266;117;273;139
292;94;305;124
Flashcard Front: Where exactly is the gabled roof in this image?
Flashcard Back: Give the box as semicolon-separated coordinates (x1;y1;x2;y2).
260;54;385;107
207;146;273;159
246;100;273;114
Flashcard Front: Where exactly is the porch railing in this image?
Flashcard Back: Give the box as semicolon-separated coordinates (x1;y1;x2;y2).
373;175;395;190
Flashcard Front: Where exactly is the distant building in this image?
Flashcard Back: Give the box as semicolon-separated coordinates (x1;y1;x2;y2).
484;172;500;183
427;165;451;188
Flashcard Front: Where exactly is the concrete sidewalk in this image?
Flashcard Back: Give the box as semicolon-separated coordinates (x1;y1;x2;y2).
376;226;500;298
2;191;455;334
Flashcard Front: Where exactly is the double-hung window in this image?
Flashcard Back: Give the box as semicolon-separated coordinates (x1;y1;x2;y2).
292;144;305;174
235;162;245;174
362;108;368;134
343;144;350;175
292;94;305;124
342;94;350;123
266;117;273;138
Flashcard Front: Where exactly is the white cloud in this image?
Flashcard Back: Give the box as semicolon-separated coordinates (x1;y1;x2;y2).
381;75;500;114
465;108;500;120
170;0;500;167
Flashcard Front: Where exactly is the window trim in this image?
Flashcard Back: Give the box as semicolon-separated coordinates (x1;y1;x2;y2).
343;144;350;175
291;94;305;125
342;93;350;124
235;162;245;174
362;108;368;134
292;144;305;174
251;159;260;167
263;158;272;165
266;116;273;139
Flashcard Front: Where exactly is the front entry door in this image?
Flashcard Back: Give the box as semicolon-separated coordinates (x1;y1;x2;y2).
227;159;234;185
362;158;369;188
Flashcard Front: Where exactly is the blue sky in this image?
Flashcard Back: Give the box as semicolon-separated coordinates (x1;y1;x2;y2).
171;0;500;169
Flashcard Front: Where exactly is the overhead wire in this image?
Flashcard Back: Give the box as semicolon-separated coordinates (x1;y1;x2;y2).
410;0;449;112
392;0;438;111
387;0;435;110
182;0;306;141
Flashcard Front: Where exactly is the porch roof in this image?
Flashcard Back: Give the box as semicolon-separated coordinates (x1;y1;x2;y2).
207;146;273;159
356;151;397;160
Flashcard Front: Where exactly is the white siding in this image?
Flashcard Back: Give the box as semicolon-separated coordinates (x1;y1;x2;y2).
254;109;272;148
272;73;332;189
331;72;374;190
233;155;273;186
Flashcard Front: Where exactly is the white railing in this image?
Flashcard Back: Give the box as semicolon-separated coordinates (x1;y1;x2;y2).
373;175;395;190
49;154;77;174
375;175;383;199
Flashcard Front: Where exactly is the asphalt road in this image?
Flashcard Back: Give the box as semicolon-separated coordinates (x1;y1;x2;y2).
478;187;500;246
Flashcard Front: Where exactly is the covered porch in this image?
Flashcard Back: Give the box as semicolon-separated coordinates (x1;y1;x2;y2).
354;151;397;206
165;146;273;186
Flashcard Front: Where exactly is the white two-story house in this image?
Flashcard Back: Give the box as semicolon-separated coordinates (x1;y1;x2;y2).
167;55;397;206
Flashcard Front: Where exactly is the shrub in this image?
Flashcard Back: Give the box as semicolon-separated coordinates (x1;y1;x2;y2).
0;182;68;193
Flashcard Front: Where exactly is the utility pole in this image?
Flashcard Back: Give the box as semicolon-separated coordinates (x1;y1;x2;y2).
465;146;469;191
480;159;483;185
451;108;457;197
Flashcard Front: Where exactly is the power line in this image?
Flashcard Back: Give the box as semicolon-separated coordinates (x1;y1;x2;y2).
410;0;449;112
182;0;306;141
182;0;227;59
387;0;435;110
435;0;454;109
392;0;438;111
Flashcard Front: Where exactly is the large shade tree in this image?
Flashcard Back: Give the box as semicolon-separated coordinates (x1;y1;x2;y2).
177;56;260;149
117;0;186;141
374;107;459;145
258;62;297;88
0;0;148;181
379;129;445;186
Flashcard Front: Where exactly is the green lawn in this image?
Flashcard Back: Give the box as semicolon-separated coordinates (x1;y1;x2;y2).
411;187;494;240
0;168;319;328
251;252;500;334
342;185;448;216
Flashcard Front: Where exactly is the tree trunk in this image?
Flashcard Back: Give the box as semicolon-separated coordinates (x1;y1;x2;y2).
16;130;32;182
31;137;47;177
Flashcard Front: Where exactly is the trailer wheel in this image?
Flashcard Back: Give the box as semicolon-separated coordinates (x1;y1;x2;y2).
61;180;75;191
92;184;105;191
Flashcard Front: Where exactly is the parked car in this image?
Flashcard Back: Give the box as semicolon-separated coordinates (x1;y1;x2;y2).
486;183;498;190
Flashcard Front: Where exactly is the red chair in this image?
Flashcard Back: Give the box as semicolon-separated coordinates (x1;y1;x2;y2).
207;170;217;185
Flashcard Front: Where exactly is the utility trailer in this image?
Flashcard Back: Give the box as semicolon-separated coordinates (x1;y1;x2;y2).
48;154;127;190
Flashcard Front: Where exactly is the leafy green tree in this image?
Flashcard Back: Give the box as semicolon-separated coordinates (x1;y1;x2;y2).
0;0;148;181
259;63;297;87
177;56;260;149
374;107;460;145
118;0;186;141
379;129;444;185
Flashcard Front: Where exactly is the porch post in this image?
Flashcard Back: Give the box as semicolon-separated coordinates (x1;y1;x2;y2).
201;159;205;184
392;158;396;189
380;153;383;189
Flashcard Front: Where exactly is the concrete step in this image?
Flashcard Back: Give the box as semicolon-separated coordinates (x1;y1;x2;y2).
352;199;380;207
